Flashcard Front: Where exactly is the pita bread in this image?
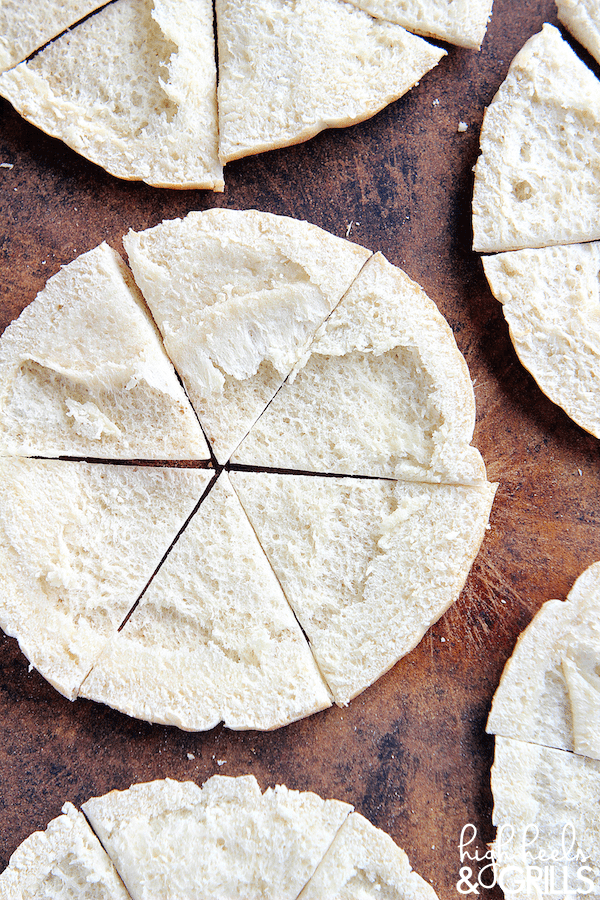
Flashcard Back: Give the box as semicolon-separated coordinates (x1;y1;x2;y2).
216;0;445;163
0;0;222;189
231;471;497;705
342;0;493;49
298;811;439;900
556;0;600;67
483;242;600;439
472;24;600;253
0;0;109;73
0;242;210;460
490;736;600;898
0;802;129;900
0;459;210;700
124;209;371;464
233;252;487;484
79;473;331;731
82;776;352;900
487;562;600;761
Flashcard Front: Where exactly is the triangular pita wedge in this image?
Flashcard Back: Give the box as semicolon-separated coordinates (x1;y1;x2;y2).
298;811;439;900
343;0;493;49
233;252;486;484
0;1;109;73
0;459;210;700
231;472;497;705
472;24;600;253
80;473;331;730
82;776;352;900
491;737;600;895
216;0;445;163
483;243;600;439
0;242;210;460
487;562;600;761
0;802;129;900
124;209;371;464
0;0;222;189
557;0;600;67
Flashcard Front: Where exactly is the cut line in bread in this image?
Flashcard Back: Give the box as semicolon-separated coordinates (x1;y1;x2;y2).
472;24;600;253
487;561;600;761
0;242;210;461
216;0;445;163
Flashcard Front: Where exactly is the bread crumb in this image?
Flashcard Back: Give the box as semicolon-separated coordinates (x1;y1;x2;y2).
440;637;446;642
1;162;14;169
217;759;226;766
345;221;360;237
187;752;195;760
433;98;440;106
457;121;468;132
578;469;583;475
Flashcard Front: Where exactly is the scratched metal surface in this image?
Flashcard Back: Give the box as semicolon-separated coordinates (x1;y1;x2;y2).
1;1;599;897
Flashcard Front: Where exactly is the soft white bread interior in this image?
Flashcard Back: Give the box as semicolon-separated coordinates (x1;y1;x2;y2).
82;775;352;900
487;562;600;761
0;802;130;900
343;0;494;49
124;209;371;463
483;242;600;439
233;252;486;483
0;0;222;189
472;24;600;252
556;0;600;66
79;472;331;730
0;459;210;700
490;737;600;889
216;0;445;163
0;242;210;460
0;1;109;73
231;472;496;706
297;811;439;900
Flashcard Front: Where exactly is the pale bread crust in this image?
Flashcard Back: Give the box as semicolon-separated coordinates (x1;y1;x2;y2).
487;562;600;760
0;243;210;460
298;811;439;900
0;802;129;900
483;243;600;440
216;0;445;163
233;252;487;484
80;473;332;731
0;0;223;189
231;472;497;705
124;209;371;464
82;776;352;900
491;736;600;898
343;0;494;49
0;0;109;73
0;459;210;700
472;24;600;253
556;0;600;67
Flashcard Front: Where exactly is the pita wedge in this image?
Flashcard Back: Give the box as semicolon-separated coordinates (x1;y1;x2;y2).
0;1;109;73
216;0;445;163
0;243;209;460
487;562;600;761
80;473;331;730
0;0;222;189
0;459;210;700
233;252;486;484
557;0;600;67
298;811;438;900
343;0;494;49
490;737;600;900
231;471;497;706
82;776;352;900
483;243;600;439
124;209;371;464
0;802;129;900
472;24;600;253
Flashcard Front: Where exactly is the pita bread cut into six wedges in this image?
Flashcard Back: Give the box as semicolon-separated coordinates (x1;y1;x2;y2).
0;242;209;460
216;0;445;163
0;0;109;73
0;0;223;189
